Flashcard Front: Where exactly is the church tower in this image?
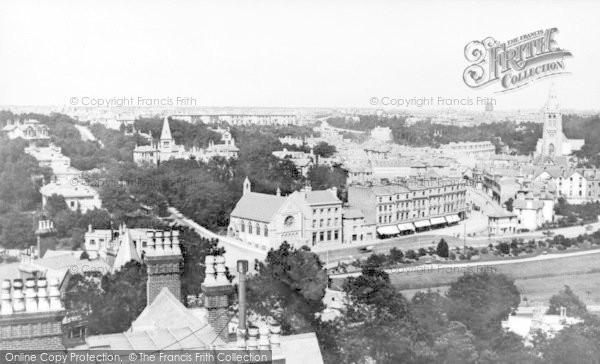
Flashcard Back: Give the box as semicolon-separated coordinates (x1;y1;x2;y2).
540;86;563;157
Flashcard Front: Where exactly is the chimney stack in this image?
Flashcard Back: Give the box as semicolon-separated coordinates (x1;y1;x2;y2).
202;255;233;341
0;278;65;350
144;230;183;305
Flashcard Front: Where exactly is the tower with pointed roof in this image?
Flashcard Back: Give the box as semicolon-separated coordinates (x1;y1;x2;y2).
159;116;174;154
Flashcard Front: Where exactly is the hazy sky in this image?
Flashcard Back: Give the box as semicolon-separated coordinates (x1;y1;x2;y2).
1;0;599;110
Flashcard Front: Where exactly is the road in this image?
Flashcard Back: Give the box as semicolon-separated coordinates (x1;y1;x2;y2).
317;220;600;266
73;124;97;142
330;246;600;279
167;207;266;276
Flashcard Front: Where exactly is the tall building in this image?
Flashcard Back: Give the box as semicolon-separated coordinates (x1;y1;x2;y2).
347;177;467;237
535;87;584;159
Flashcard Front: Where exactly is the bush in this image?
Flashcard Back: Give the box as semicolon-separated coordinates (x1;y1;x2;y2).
480;247;488;255
405;249;418;260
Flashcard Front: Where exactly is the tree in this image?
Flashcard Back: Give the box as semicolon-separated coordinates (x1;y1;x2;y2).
247;243;327;334
410;290;449;343
339;267;415;363
505;197;514;212
548;285;588;318
436;238;449;258
405;249;418;260
433;321;479;364
388;247;404;264
446;272;520;340
313;142;337;158
44;194;68;216
541;320;600;364
89;261;148;334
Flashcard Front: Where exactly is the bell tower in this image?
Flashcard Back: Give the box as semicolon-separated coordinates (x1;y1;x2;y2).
541;86;563;157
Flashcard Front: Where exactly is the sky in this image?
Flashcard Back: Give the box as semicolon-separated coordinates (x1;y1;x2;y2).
1;0;599;110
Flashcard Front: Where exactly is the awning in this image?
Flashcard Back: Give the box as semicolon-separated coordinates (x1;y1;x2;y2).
445;214;460;223
377;225;400;235
397;223;415;232
430;217;447;225
413;219;431;228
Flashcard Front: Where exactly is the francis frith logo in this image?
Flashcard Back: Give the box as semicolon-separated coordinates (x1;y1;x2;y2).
463;28;572;92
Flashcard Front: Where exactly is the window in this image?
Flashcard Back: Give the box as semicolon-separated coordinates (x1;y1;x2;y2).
241;222;245;232
320;219;324;227
327;218;331;226
284;216;294;227
248;224;253;234
320;232;324;241
327;231;332;241
334;230;339;240
256;224;261;235
312;232;317;245
264;226;268;237
89;239;96;246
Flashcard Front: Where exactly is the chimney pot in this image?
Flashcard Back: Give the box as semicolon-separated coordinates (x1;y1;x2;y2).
48;279;62;310
215;256;227;284
24;278;38;312
1;280;12;315
37;278;50;311
203;256;217;285
258;325;270;350
246;326;259;350
12;279;25;312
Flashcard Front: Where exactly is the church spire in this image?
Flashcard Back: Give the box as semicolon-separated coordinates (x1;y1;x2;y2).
160;116;173;141
545;83;560;111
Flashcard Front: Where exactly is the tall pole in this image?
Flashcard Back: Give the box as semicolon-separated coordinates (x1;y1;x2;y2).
463;216;467;254
237;260;248;338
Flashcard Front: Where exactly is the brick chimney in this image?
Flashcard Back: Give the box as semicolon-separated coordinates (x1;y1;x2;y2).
144;230;182;305
0;278;65;350
201;255;233;340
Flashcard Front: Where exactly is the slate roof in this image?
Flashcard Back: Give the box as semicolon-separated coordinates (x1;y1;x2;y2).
305;190;340;205
343;208;365;219
230;192;287;222
82;288;226;350
111;229;142;271
513;199;544;210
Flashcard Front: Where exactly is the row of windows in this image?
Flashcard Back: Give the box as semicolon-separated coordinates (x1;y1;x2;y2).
312;230;339;243
312;218;340;228
377;190;466;203
240;222;269;237
312;207;340;215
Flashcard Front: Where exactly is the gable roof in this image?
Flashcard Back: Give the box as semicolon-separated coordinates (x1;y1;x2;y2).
82;288;226;350
111;229;142;272
230;192;287;222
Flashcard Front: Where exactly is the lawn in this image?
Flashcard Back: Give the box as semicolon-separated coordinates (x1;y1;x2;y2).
385;253;600;305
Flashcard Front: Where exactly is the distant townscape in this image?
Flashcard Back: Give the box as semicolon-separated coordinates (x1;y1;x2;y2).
2;87;600;363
